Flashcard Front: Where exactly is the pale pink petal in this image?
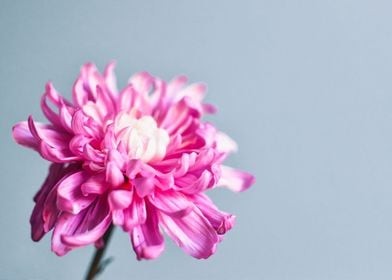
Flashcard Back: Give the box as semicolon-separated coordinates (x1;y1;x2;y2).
215;131;238;154
218;166;255;192
128;71;153;94
104;61;118;96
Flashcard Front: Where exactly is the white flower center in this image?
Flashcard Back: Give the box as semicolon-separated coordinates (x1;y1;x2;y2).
114;113;169;162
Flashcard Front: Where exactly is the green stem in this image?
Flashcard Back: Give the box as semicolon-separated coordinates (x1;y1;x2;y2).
85;225;114;280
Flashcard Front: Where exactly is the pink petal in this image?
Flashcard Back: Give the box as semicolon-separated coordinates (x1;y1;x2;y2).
123;196;147;232
56;171;96;214
215;131;238;154
108;189;133;210
104;61;118;96
12;122;39;151
160;208;218;259
175;170;213;194
149;190;193;218
131;205;164;260
128;71;153;94
133;177;155;198
193;193;235;235
28;116;79;162
30;163;65;241
106;161;124;187
218;166;255;192
81;173;107;195
167;75;188;96
52;196;110;255
61;215;111;247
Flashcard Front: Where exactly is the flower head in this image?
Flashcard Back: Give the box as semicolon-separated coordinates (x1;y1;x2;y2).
12;63;255;260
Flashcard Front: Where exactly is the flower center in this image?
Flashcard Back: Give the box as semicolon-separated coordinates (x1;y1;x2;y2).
114;113;169;162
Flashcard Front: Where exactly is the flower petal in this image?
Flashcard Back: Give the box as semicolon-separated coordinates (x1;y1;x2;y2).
52;196;109;255
12;122;39;151
193;193;235;235
61;215;111;247
30;163;65;241
149;190;193;218
215;131;238;154
131;205;164;260
81;173;107;195
56;171;96;214
28;116;79;162
133;177;155;198
123;196;147;232
160;208;218;259
106;161;124;188
218;166;255;192
108;189;133;210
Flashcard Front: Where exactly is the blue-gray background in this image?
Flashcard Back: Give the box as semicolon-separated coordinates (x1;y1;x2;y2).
1;0;392;279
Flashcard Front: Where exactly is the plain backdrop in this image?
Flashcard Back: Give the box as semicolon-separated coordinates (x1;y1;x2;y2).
1;1;392;279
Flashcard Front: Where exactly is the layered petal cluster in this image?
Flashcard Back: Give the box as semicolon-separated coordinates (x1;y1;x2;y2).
12;63;255;259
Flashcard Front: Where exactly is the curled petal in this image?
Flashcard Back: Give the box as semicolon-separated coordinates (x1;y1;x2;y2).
30;163;65;241
218;166;255;192
106;162;124;187
81;173;107;195
12;122;39;151
57;171;96;214
61;215;111;247
160;208;218;259
175;170;213;194
52;196;109;255
193;193;235;235
133;177;155;198
28;116;79;162
108;189;133;210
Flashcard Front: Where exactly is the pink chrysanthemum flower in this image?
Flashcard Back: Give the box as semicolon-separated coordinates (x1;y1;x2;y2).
12;63;255;260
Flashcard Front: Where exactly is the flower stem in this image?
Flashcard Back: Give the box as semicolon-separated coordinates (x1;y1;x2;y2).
85;225;114;280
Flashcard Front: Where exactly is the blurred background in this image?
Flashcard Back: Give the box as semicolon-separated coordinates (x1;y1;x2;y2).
1;0;392;279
